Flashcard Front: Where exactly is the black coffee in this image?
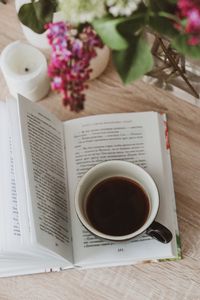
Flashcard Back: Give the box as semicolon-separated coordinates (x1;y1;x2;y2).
86;177;150;237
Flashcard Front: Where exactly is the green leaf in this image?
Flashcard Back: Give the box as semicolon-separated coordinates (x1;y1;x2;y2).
149;0;176;12
158;11;179;23
172;35;200;59
117;14;147;38
18;0;57;34
166;0;177;4
149;15;178;39
92;16;129;50
113;36;153;84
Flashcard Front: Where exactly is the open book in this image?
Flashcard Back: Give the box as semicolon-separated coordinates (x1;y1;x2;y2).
0;95;181;277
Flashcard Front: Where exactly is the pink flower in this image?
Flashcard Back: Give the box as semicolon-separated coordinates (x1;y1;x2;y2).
186;8;200;32
46;22;103;111
177;0;200;45
51;76;63;90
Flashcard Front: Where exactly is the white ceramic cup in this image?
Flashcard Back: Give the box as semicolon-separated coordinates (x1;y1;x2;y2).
75;160;172;243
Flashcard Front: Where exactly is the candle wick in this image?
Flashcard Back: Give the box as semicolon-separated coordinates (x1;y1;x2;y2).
25;68;29;72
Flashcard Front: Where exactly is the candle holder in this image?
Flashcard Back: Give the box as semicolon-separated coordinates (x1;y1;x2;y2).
144;34;200;107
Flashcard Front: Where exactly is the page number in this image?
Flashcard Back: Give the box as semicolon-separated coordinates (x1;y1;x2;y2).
118;248;124;252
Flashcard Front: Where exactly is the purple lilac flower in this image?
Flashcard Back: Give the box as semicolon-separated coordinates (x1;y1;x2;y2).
45;21;103;111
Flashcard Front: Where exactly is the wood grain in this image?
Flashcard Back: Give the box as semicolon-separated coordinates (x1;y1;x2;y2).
1;1;200;299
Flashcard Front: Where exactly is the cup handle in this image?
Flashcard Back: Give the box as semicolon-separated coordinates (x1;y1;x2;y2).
146;221;173;244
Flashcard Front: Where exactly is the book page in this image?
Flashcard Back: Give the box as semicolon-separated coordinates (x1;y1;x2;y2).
16;95;73;262
64;112;178;266
0;101;23;251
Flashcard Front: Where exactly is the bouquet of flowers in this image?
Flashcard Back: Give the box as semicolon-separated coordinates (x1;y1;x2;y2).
17;0;200;110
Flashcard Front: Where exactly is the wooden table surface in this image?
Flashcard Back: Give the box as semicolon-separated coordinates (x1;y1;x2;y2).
1;1;200;299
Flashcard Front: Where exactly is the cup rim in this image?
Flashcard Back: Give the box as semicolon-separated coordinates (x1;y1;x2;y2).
75;160;159;241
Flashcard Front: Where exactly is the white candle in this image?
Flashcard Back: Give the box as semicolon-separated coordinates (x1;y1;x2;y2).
0;41;50;102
